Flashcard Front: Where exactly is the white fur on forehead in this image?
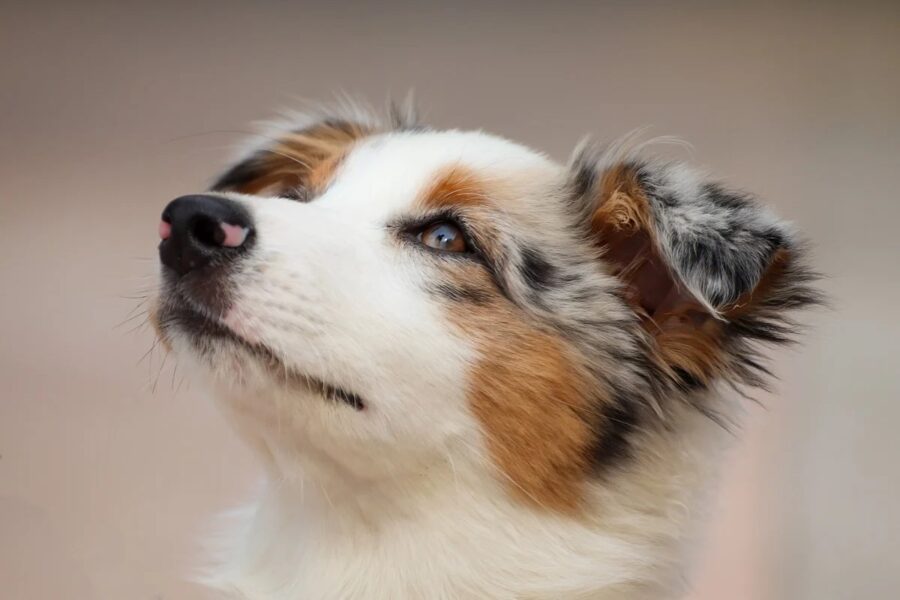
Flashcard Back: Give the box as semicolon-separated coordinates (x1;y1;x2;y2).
326;130;560;212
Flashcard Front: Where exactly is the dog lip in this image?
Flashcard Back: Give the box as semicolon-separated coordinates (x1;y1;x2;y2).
160;264;233;318
299;377;365;411
161;303;365;410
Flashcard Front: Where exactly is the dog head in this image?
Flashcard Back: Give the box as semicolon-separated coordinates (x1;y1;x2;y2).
150;107;819;514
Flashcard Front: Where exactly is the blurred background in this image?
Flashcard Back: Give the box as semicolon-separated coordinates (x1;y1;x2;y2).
1;1;898;598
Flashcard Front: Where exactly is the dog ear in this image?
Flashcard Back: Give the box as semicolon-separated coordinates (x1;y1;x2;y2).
570;147;821;388
210;118;374;200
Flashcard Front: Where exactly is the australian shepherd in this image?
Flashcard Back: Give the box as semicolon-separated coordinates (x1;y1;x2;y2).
149;101;819;599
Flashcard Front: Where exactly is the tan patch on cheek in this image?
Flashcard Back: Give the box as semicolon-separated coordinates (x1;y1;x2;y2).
445;280;597;513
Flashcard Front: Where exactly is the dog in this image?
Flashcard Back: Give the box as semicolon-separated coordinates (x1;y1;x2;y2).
149;102;819;599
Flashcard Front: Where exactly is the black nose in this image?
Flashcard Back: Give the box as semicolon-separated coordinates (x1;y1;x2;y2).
158;195;254;276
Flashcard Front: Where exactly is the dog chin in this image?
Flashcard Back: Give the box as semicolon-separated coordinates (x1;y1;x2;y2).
172;333;269;390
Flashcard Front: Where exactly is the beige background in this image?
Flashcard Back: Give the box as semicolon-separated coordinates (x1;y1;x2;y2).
1;1;898;598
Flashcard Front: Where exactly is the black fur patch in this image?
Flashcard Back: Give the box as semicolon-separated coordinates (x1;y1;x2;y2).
519;247;560;291
672;367;706;393
569;161;597;200
588;389;640;473
702;182;749;210
210;152;268;192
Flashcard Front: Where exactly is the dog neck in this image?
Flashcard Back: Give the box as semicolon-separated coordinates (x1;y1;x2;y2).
203;389;727;600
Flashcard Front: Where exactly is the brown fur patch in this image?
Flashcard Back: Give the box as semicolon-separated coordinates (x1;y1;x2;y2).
306;150;348;194
442;266;600;514
653;314;726;384
418;166;492;211
213;120;371;198
592;164;653;235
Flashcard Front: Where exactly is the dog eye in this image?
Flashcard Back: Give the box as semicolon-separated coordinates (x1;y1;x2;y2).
417;222;468;253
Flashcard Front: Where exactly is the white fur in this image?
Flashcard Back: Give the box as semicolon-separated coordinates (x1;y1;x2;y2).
161;130;739;599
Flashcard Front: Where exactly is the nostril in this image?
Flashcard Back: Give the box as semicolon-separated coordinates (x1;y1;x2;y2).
192;215;226;248
220;223;251;247
190;217;251;249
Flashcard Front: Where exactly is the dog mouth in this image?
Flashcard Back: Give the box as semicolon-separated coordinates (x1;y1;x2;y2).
157;301;365;411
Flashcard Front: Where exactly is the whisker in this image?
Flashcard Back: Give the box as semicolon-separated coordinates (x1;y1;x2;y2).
119;296;150;320
152;350;170;395
137;337;160;368
171;360;180;393
124;317;151;336
114;309;148;330
175;371;187;396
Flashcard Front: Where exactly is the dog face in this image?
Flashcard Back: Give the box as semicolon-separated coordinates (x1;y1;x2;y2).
151;111;818;513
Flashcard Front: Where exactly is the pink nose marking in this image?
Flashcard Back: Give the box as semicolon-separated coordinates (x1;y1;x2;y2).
220;223;249;247
158;220;171;240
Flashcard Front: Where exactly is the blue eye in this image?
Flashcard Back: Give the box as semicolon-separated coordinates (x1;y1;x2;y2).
417;222;468;253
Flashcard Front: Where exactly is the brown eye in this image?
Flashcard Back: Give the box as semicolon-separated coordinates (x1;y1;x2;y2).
418;222;468;253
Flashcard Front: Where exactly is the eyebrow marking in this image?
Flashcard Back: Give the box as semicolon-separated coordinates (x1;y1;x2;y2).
417;165;492;211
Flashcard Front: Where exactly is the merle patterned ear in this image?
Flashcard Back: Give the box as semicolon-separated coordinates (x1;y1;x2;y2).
210;119;374;200
571;150;821;387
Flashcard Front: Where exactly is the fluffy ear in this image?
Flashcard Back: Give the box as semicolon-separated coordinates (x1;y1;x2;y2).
571;148;821;389
210;118;375;200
